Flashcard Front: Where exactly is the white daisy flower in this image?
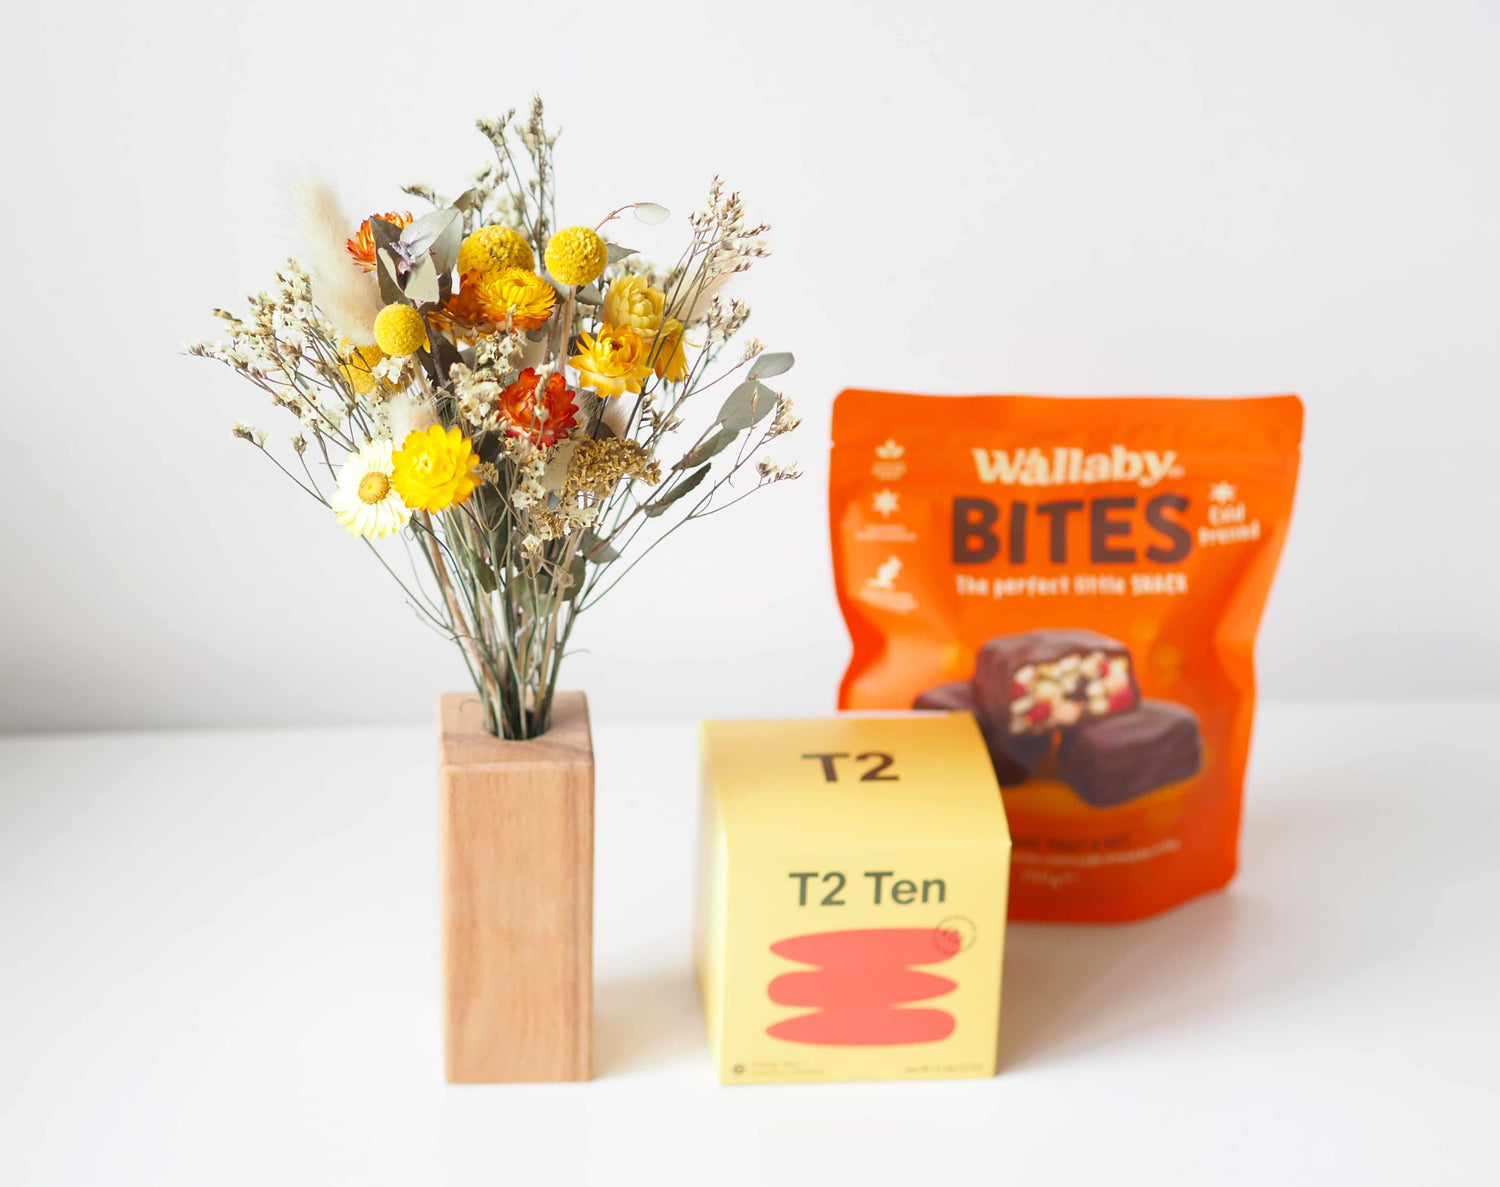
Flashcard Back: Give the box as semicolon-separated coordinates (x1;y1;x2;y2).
331;438;411;540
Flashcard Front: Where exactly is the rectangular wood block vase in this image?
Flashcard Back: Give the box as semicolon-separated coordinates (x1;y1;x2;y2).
438;691;594;1083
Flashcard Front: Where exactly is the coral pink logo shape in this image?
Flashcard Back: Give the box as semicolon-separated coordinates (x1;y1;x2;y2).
766;928;960;1046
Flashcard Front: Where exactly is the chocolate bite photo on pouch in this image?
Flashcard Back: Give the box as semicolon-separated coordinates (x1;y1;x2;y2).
1058;699;1202;808
917;628;1203;807
974;628;1140;734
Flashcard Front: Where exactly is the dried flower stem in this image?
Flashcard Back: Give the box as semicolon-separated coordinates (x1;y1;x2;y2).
418;512;503;731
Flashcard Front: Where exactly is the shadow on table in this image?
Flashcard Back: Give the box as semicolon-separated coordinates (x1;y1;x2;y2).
996;781;1391;1072
997;891;1252;1071
595;968;704;1076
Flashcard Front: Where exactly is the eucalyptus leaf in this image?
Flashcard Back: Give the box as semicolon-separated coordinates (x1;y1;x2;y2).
472;555;499;593
513;558;576;613
582;530;620;563
575;283;603;306
673;425;738;470
453;187;482;212
606;242;637;264
405;254;441;306
513;580;538;616
401;208;460;257
375;248;408;305
644;464;709;517
368;216;404;254
715;380;777;432
560;554;587;601
748;351;795;380
428;212;464;276
633;202;669;225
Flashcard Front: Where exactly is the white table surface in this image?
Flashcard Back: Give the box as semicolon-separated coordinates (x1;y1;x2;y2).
2;702;1496;1185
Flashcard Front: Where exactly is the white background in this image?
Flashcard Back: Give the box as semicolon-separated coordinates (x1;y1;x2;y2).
2;0;1497;731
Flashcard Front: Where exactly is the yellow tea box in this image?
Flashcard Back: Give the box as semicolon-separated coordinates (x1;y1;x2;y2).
696;714;1011;1085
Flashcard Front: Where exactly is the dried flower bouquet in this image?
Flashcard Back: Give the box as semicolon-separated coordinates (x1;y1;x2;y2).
190;99;801;739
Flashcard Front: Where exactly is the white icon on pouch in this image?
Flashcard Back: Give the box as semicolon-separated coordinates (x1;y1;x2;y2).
868;555;903;590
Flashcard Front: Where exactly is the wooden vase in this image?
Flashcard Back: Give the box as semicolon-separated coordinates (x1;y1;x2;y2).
437;691;594;1083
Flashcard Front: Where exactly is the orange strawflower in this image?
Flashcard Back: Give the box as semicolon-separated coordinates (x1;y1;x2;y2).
346;211;414;272
499;368;579;448
444;267;556;332
441;271;489;329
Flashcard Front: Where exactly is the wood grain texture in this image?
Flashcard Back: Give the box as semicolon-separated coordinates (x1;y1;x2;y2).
438;692;593;1083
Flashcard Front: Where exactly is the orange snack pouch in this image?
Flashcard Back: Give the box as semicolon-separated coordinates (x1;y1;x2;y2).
831;392;1303;922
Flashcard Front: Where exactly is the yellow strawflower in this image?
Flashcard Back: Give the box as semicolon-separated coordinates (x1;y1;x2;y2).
569;324;652;397
339;342;386;394
544;226;608;287
602;275;664;340
457;225;534;278
390;424;482;512
465;267;557;331
373;303;429;357
652;318;689;382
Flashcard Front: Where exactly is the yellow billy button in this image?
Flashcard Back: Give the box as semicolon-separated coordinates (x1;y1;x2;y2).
373;303;430;357
544;225;608;287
